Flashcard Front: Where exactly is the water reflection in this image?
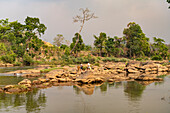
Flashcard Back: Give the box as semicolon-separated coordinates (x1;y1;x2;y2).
74;83;103;95
0;89;46;113
124;81;146;101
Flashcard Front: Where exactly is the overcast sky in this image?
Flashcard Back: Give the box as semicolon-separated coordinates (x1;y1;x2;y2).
0;0;170;45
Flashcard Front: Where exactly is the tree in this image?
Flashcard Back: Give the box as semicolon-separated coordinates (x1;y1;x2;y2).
94;32;107;56
0;17;47;64
123;22;150;58
70;8;97;54
152;37;168;59
53;34;64;47
105;37;115;56
167;0;170;8
70;33;85;56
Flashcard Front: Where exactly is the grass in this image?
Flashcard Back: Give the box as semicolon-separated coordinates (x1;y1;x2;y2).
102;57;129;62
40;67;63;73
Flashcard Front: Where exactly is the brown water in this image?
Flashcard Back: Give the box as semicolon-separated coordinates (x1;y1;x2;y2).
0;75;170;113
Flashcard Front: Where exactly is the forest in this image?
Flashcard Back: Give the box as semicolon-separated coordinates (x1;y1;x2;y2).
0;16;169;66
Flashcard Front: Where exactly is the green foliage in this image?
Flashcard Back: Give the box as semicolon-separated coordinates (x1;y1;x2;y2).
70;33;85;55
84;45;92;51
105;37;115;56
151;55;163;61
14;62;22;66
1;53;16;63
60;44;69;50
23;54;33;66
0;17;47;63
94;32;107;56
152;37;168;59
123;22;150;58
136;58;143;61
102;57;129;62
40;67;63;73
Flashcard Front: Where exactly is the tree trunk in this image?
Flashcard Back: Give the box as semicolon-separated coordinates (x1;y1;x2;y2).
70;21;84;54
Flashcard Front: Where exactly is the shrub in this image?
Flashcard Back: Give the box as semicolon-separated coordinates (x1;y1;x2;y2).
14;62;22;66
136;58;143;61
151;55;163;61
1;54;16;63
23;54;33;66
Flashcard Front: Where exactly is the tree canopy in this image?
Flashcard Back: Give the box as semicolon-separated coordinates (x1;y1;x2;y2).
0;16;47;64
94;32;107;56
123;22;150;58
70;33;85;56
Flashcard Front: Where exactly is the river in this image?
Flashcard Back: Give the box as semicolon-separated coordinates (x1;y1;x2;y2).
0;72;170;113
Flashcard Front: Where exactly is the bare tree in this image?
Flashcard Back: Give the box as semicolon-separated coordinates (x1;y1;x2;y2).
70;8;97;54
53;34;64;47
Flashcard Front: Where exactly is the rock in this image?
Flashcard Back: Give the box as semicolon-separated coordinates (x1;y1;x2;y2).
22;73;40;77
50;79;58;83
117;69;126;73
32;80;41;85
105;64;113;69
4;85;15;90
57;78;67;82
108;79;114;82
135;75;163;81
6;63;14;67
70;69;77;74
38;78;49;83
95;77;104;83
126;61;140;68
18;79;31;85
22;84;32;88
75;79;88;84
47;75;56;79
127;68;139;73
0;88;3;93
145;68;152;72
7;88;21;93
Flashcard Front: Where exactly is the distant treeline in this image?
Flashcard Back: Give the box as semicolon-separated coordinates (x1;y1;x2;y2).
0;17;169;66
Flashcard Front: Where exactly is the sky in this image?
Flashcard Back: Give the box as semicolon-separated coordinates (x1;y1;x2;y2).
0;0;170;45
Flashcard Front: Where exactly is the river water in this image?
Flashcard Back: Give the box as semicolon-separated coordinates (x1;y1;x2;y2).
0;73;170;113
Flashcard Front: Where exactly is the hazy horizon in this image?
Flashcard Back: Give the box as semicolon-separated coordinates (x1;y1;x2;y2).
0;0;170;45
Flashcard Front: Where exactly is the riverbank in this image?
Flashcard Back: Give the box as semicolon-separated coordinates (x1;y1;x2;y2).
0;60;170;94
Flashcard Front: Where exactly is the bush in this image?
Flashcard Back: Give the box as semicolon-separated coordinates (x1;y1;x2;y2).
151;55;163;61
1;54;16;63
102;57;129;62
23;54;33;66
136;58;143;61
14;62;22;66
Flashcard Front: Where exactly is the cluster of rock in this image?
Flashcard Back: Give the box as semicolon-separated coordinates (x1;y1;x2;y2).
1;61;170;94
0;63;14;67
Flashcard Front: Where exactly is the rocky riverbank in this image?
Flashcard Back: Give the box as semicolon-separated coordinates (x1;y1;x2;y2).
1;61;170;94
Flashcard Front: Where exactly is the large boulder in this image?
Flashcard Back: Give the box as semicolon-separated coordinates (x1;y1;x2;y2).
18;79;31;85
4;85;15;90
38;78;49;83
135;75;163;81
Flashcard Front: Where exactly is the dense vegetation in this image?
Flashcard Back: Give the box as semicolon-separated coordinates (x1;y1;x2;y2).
0;17;169;66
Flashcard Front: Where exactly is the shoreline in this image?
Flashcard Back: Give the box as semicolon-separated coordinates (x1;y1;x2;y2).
0;60;170;94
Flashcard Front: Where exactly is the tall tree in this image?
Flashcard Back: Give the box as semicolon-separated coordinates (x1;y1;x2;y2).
94;32;107;56
105;37;115;56
70;33;85;56
0;17;47;61
70;8;97;54
53;34;64;47
123;22;150;58
152;37;168;59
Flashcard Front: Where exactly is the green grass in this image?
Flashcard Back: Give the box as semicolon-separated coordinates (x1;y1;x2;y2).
40;67;63;73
